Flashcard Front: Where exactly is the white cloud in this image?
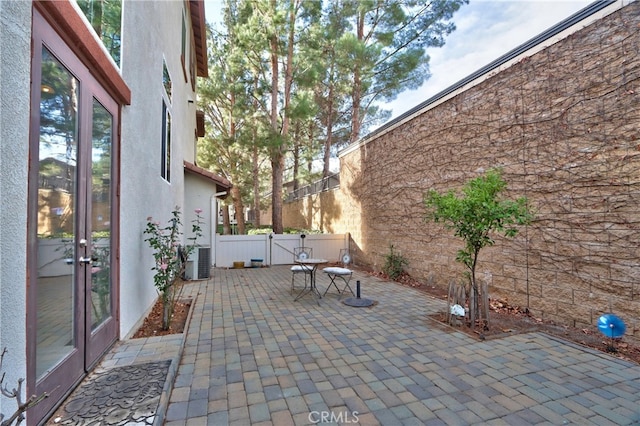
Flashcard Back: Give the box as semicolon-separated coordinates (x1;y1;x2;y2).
385;0;593;119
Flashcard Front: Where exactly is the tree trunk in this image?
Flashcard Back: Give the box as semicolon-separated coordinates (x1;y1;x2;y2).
252;145;261;227
222;204;231;235
323;65;335;179
271;152;284;234
162;293;171;331
230;185;245;234
268;0;283;234
251;75;262;228
292;135;300;193
471;248;479;325
469;286;477;329
350;10;365;143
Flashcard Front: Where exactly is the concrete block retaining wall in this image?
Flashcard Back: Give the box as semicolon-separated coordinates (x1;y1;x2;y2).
283;2;640;340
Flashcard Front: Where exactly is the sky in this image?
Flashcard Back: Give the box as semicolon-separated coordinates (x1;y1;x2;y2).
203;0;594;120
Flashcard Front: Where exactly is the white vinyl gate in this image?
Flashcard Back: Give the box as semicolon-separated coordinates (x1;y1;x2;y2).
213;233;348;268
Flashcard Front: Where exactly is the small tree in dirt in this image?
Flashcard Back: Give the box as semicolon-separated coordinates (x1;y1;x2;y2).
144;207;203;330
424;169;532;329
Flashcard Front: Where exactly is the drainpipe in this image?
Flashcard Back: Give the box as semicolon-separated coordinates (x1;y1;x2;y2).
211;191;227;267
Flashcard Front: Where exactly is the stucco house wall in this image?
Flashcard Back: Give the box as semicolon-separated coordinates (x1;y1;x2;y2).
184;166;231;251
0;0;31;415
284;1;640;339
185;174;213;244
118;0;193;337
0;1;226;421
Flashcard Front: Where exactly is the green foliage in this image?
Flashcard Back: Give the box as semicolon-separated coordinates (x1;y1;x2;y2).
246;227;321;235
284;227;322;235
38;230;110;239
202;0;469;232
382;245;408;281
424;169;532;289
247;227;273;235
144;207;203;330
356;0;467;100
76;0;121;65
424;169;532;329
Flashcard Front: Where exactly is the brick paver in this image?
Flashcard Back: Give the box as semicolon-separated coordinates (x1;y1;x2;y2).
148;266;640;424
157;266;640;425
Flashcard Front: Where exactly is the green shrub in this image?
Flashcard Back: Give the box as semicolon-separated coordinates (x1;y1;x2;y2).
248;227;273;235
284;227;321;235
382;245;408;280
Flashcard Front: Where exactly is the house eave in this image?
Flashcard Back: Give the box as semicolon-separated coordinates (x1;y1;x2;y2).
189;0;208;78
184;161;231;195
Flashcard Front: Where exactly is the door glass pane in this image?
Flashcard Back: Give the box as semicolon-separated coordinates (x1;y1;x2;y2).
36;47;79;379
90;99;112;330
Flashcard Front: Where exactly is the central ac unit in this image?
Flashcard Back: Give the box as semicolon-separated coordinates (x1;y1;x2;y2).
185;246;211;280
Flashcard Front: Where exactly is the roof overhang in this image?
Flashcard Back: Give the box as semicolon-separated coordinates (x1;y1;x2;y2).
196;110;205;137
184;161;231;196
189;0;208;78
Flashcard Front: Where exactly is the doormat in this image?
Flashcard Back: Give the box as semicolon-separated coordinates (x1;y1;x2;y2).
48;360;171;425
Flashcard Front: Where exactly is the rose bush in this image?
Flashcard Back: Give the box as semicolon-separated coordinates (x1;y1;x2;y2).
144;206;203;330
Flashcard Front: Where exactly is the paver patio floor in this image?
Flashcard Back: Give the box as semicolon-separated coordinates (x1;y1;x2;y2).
158;265;640;425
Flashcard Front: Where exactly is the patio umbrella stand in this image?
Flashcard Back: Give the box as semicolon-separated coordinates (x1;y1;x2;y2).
343;281;375;307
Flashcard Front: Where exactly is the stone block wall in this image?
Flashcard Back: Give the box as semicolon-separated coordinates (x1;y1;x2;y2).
283;2;640;340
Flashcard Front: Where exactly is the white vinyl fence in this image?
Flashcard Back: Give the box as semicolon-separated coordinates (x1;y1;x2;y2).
213;233;349;268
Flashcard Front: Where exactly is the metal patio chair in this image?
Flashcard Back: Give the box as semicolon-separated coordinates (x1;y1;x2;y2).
291;247;313;293
322;248;354;298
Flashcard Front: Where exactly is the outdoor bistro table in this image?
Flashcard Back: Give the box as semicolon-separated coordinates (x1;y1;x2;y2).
293;258;328;304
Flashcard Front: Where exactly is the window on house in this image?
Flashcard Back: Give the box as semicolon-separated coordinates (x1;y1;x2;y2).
181;10;188;82
161;100;171;182
163;59;172;103
189;38;197;91
76;0;122;66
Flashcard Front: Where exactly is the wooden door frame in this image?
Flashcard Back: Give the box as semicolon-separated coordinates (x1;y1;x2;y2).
26;6;122;424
